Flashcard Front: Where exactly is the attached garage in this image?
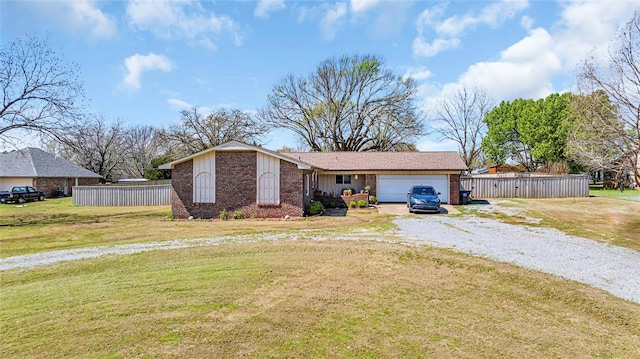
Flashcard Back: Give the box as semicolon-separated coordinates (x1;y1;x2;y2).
377;174;449;203
283;150;467;205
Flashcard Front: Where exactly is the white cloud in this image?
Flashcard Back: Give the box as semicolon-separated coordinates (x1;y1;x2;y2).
126;0;243;48
24;0;116;40
295;0;406;40
167;98;193;110
123;53;174;91
404;66;433;81
320;2;348;40
413;37;460;58
554;0;636;70
520;15;533;30
417;138;459;152
254;0;286;18
413;0;529;57
68;1;117;39
450;28;561;101
350;0;380;13
415;0;638;116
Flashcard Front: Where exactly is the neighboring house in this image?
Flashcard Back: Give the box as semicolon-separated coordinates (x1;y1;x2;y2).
0;147;102;197
160;141;467;219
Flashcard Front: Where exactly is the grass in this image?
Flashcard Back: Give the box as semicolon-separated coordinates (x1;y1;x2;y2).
589;188;640;201
463;196;640;251
2;240;639;358
0;198;394;258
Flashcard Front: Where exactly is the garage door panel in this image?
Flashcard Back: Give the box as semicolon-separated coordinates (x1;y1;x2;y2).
0;178;32;192
378;175;448;203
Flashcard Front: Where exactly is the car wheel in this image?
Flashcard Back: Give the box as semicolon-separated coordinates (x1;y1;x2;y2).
17;197;26;204
39;195;45;201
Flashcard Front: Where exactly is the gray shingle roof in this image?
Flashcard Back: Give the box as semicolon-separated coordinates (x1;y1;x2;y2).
281;151;467;171
0;147;102;178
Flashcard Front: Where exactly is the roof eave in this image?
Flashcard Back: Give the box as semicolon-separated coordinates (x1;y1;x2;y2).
158;141;314;170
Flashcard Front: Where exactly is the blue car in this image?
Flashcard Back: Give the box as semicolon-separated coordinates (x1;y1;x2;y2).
407;185;441;213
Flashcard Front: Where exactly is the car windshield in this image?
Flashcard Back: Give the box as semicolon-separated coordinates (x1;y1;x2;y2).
412;187;436;195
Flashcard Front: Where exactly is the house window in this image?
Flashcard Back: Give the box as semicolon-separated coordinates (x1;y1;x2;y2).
304;174;310;196
335;175;351;184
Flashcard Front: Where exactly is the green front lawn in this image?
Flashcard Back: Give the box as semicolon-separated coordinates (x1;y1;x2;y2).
589;188;640;201
2;241;639;358
0;197;393;258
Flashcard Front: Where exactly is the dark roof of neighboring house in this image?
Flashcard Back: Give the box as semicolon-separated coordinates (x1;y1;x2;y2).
0;147;102;178
282;151;467;171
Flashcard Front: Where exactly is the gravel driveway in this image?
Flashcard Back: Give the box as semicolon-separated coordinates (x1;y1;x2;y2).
395;215;640;304
2;213;639;304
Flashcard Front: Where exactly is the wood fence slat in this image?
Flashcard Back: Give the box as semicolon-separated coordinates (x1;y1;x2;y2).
72;185;171;206
460;175;589;199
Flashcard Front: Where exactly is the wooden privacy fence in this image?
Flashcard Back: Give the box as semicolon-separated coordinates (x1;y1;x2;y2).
73;185;171;206
460;175;589;199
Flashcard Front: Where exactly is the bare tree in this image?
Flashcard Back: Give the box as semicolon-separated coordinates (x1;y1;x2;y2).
160;107;268;156
259;54;424;152
122;125;162;178
575;11;640;184
567;91;627;174
1;34;85;145
431;86;491;170
50;116;127;182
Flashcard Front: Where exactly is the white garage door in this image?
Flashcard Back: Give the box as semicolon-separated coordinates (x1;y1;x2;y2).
378;175;449;203
0;178;32;192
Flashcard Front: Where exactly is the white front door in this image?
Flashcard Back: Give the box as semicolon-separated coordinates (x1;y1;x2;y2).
377;175;449;203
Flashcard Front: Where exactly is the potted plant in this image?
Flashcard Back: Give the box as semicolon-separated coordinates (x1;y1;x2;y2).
364;185;371;193
343;188;352;196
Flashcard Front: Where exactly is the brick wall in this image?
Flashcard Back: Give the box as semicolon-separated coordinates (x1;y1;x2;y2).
171;151;305;219
364;174;377;197
449;173;461;205
33;177;100;197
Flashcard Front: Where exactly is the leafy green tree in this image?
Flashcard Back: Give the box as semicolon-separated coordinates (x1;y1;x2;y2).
482;93;572;172
259;54;423;152
144;155;173;180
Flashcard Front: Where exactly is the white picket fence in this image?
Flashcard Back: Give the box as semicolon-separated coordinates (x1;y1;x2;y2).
72;185;171;206
460;175;589;199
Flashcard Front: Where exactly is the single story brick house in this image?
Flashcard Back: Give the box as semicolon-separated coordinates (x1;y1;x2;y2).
160;141;467;219
0;147;102;197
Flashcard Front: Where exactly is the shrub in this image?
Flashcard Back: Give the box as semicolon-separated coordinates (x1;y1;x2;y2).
369;195;377;204
233;210;245;219
308;201;324;215
349;201;357;208
219;209;229;220
329;201;336;208
357;199;367;208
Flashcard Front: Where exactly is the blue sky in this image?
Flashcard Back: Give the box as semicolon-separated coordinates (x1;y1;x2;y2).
1;0;638;152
